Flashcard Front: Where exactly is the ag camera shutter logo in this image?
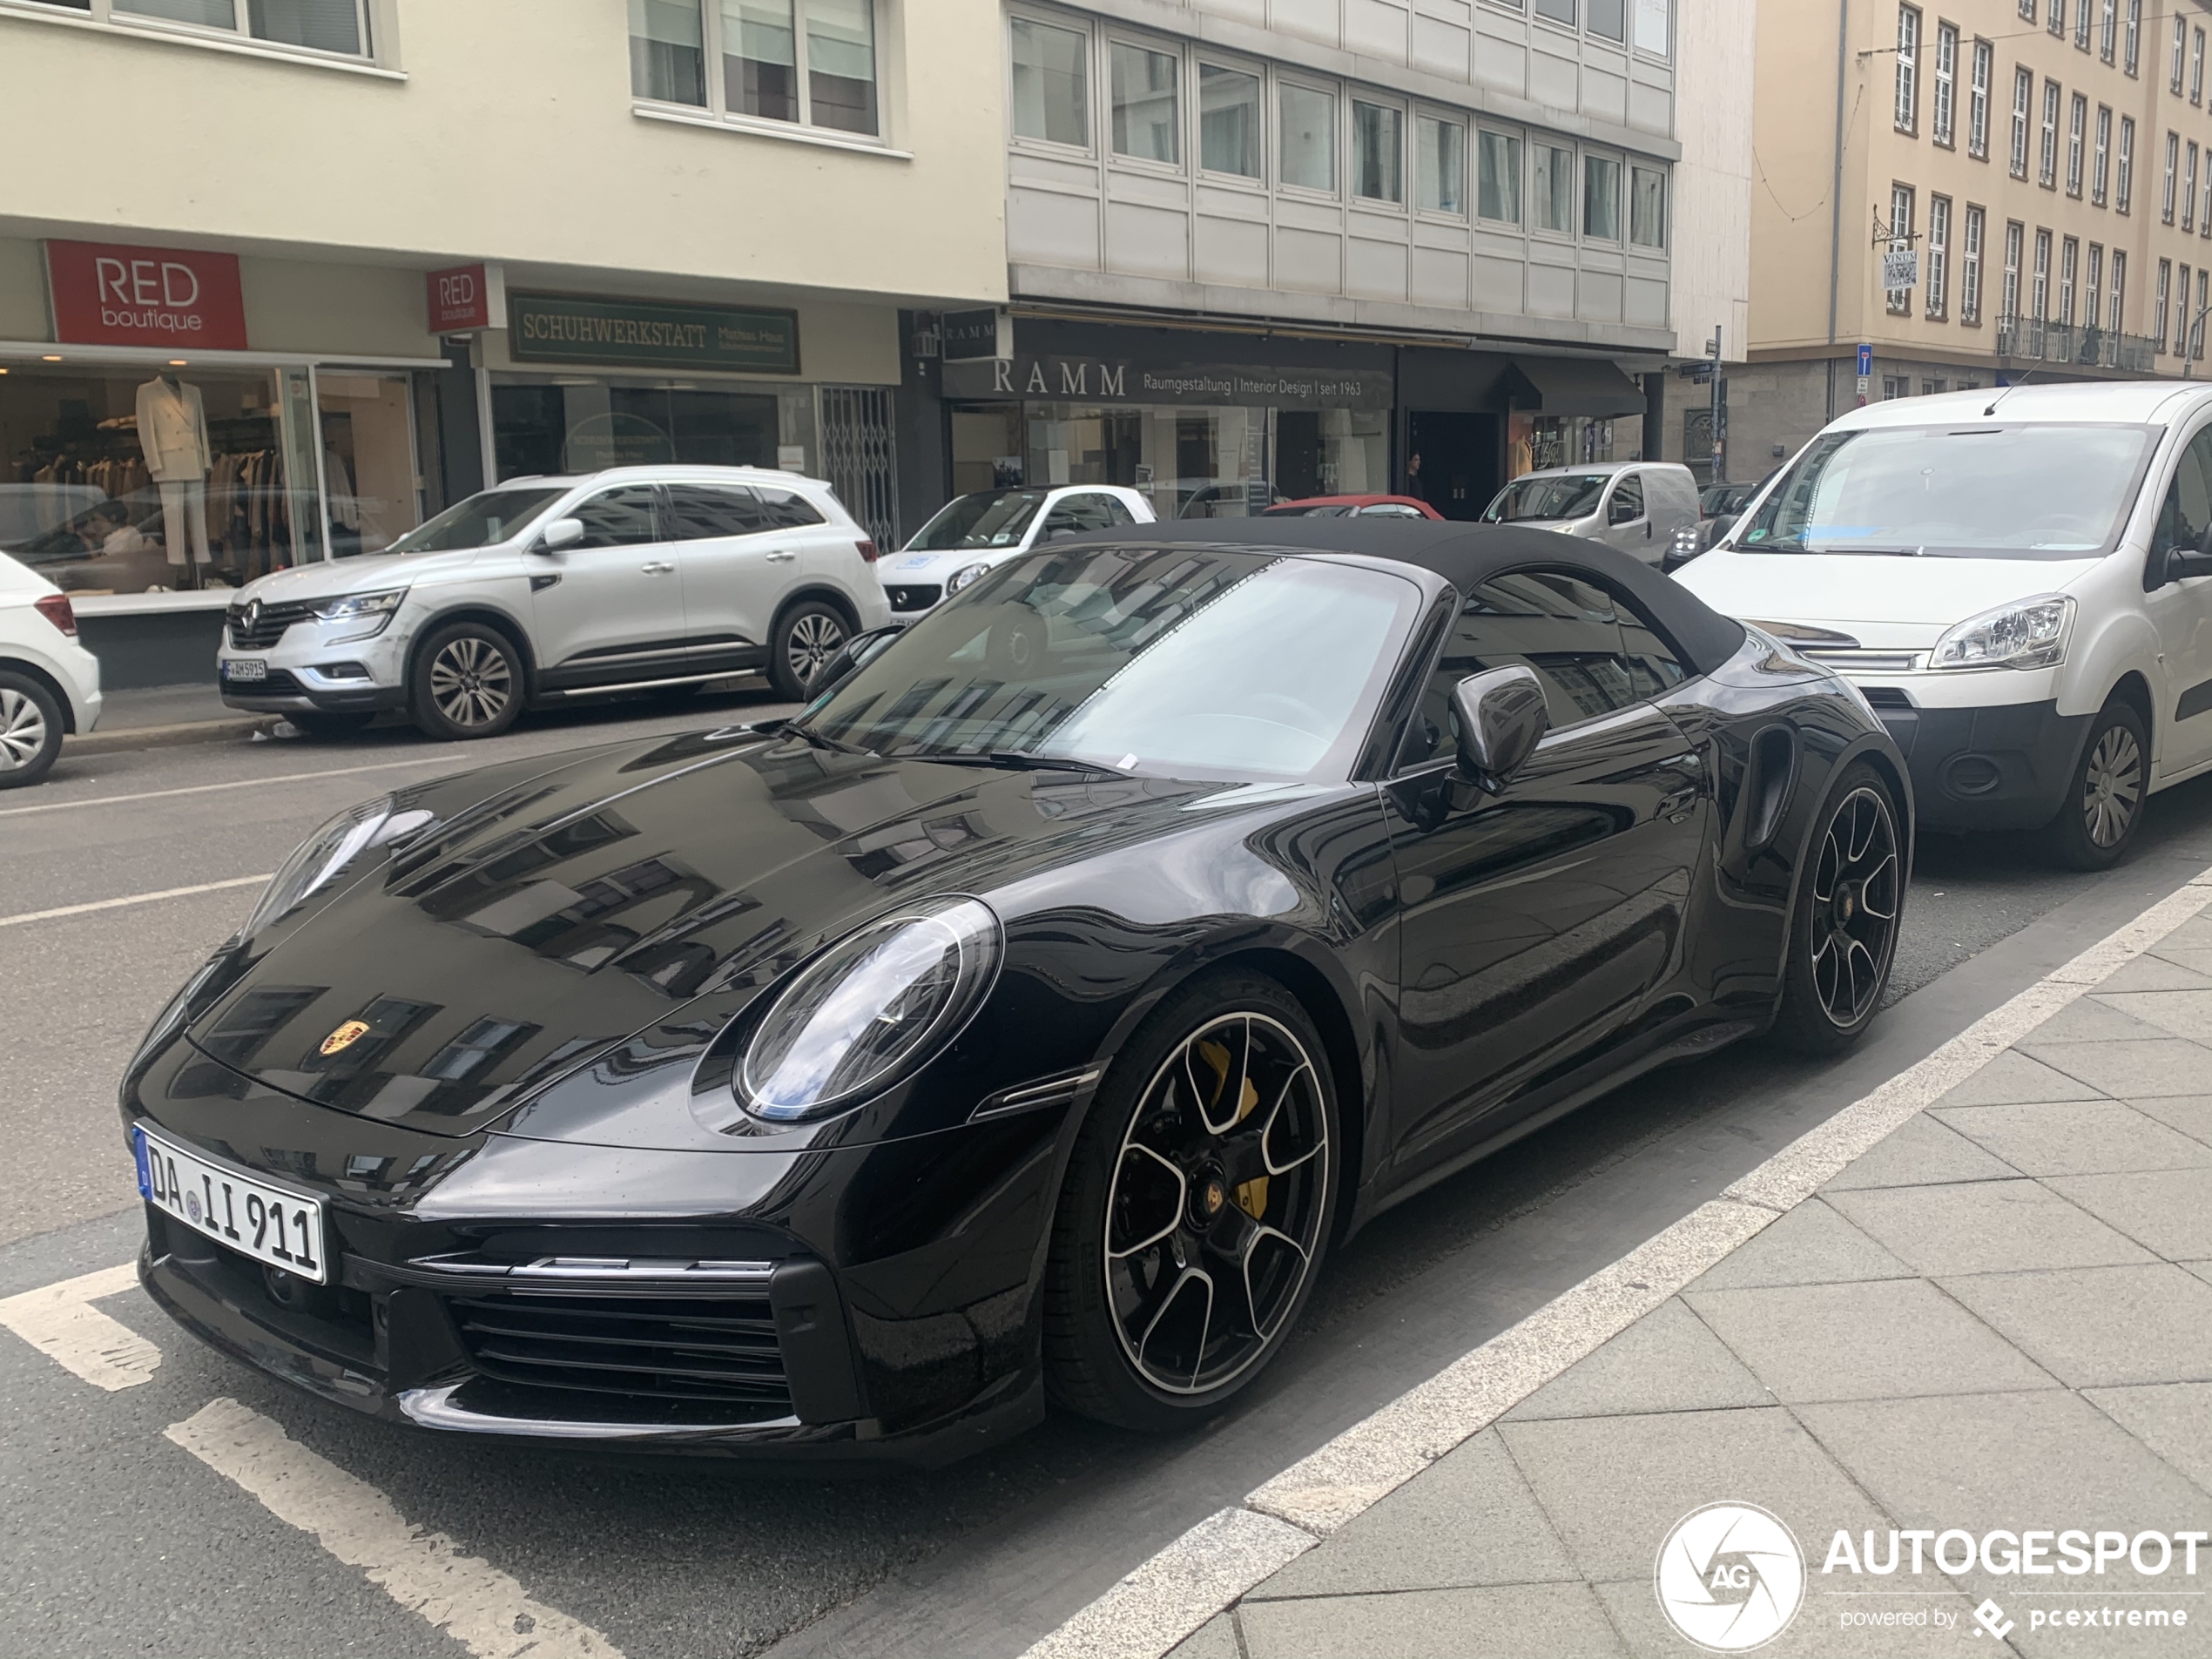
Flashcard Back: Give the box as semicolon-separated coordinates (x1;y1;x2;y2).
1655;1502;1806;1652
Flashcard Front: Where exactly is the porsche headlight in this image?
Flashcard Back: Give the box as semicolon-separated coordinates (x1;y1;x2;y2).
738;895;1002;1123
1930;595;2075;671
947;561;992;595
240;794;435;939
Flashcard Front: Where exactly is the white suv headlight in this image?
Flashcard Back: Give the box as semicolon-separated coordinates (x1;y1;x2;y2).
1930;594;2075;671
313;588;408;641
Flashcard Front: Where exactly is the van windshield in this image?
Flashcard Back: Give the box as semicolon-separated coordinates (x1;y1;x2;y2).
1736;423;2157;559
1483;474;1609;523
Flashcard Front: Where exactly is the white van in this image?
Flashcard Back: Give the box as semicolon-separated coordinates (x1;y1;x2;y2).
1678;381;2212;868
1480;461;1703;566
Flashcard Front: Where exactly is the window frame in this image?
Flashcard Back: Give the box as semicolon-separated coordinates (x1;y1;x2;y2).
2003;219;2026;322
2093;104;2111;205
1582;148;1624;241
1103;27;1185;175
1629;163;1668;249
2166;130;2182;224
2085;240;2103;332
1414;107;1471;220
2033;226;2053;320
1276;73;1341;199
2125;0;2141;77
1886;183;1918;314
1895;4;1921;133
1932;20;1958;145
2011;65;2033;177
2175;13;2189;94
2059;233;2079;325
631;0;893;147
1349;92;1409;207
2100;0;2116;62
1968;38;1992;157
2067;91;2087;194
2118;115;2135;212
1925;192;1952;320
1962;201;1986;324
1474;125;1526;226
2111;247;2127;331
2157;257;2174;350
2039;78;2060;188
15;0;388;69
1008;8;1096;157
1194;54;1268;186
1530;138;1580;239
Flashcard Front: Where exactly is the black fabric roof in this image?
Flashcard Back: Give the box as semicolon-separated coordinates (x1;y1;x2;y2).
1100;518;1749;677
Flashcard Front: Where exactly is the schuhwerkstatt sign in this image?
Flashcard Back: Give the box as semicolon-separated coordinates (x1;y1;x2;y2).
509;293;800;374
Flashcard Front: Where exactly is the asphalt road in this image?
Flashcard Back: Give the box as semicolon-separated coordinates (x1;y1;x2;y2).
6;691;2212;1659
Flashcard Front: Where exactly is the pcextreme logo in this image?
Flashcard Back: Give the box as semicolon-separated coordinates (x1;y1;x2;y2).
1655;1502;1807;1652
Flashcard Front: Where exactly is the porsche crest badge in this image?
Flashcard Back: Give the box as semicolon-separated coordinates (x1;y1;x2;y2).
319;1019;371;1056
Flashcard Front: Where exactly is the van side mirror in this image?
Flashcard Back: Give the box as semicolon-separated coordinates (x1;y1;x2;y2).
538;517;584;553
2165;539;2212;583
1608;493;1640;526
1452;666;1549;790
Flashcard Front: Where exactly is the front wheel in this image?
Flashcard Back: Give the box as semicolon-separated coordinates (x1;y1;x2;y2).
1771;763;1904;1055
768;601;848;701
1043;972;1338;1432
0;671;64;788
409;622;523;740
2039;699;2148;872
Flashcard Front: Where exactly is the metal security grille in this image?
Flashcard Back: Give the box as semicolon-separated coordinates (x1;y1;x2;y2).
819;385;900;550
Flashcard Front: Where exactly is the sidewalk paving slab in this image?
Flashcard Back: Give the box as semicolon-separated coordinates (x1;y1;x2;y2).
1928;1100;2212;1175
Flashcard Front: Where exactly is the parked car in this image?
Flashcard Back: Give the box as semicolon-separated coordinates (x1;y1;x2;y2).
1262;494;1444;519
1481;461;1703;566
0;550;103;787
213;465;890;738
1668;470;1784;572
1163;478;1289;518
127;518;1910;1463
877;484;1153;618
1678;381;2212;868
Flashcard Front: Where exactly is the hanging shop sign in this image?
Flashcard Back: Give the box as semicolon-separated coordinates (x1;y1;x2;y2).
427;263;503;334
943;355;1392;409
44;239;249;351
940;308;1006;361
508;292;800;374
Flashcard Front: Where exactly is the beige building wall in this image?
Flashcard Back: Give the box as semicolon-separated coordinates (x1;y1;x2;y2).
1670;0;1755;365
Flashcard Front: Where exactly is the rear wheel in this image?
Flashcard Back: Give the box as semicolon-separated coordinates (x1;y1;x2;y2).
769;601;848;701
409;622;523;740
0;671;64;788
1772;763;1903;1054
2039;698;2148;872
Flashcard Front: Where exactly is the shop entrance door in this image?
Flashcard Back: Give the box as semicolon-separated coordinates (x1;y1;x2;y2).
1406;413;1502;521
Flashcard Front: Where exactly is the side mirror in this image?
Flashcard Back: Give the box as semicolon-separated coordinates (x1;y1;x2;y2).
2166;542;2212;583
537;517;584;553
1608;494;1640;526
1044;526;1081;543
803;624;903;698
1452;666;1549;790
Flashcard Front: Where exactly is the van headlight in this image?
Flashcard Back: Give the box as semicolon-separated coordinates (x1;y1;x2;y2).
738;895;1002;1122
1930;595;2075;671
240;795;434;940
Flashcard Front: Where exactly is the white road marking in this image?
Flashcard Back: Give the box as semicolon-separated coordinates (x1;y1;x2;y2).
1019;863;2212;1659
0;1262;161;1389
166;1398;624;1659
0;752;466;819
0;873;272;930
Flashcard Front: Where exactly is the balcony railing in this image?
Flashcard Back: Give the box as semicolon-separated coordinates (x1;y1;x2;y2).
1994;314;2165;371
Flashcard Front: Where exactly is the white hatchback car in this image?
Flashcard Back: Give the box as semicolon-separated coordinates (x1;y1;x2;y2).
216;466;891;738
877;485;1155;618
0;550;103;787
1679;381;2212;868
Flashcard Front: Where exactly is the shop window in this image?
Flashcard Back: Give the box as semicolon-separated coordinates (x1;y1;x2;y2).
489;381;782;480
1352;101;1405;203
630;0;880;138
1583;153;1622;239
108;0;370;57
1279;83;1337;192
1199;64;1261;177
1010;16;1089;148
1533;142;1575;233
1477;130;1522;223
1417;115;1466;215
1110;42;1179;165
316;373;421;558
1629;166;1667;246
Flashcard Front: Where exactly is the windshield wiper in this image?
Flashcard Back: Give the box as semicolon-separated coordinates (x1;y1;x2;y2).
929;750;1128;779
772;720;872;757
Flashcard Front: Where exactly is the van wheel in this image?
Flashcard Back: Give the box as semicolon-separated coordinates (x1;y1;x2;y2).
2040;699;2148;871
0;671;64;788
769;602;848;701
409;622;523;740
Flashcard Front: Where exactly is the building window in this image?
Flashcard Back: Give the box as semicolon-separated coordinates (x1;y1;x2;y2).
2018;0;2033;17
1922;377;1949;395
91;0;374;58
2048;0;2065;37
2076;0;2091;49
1896;6;1920;132
2101;0;2116;60
2156;257;2172;349
2119;116;2135;212
2166;130;2181;223
1588;0;1627;41
2033;226;2052;319
1933;22;1957;144
1533;142;1575;233
1963;203;1986;322
1417;114;1467;215
1883;375;1910;400
2086;242;2103;332
2187;142;2199;233
2004;219;2025;320
1887;184;1917;314
1536;0;1575;23
2111;248;2127;331
2011;66;2033;176
1279;81;1336;192
2067;93;2087;193
2039;79;2060;186
1351;99;1404;202
1968;40;1992;156
1476;130;1521;222
1630;165;1668;246
1011;15;1089;148
2126;0;2141;76
1584;152;1622;239
1635;0;1671;54
2175;13;2189;94
2059;234;2078;324
1197;64;1261;178
2093;105;2111;204
2178;261;2191;351
1926;193;1952;317
631;0;881;138
2202;162;2212;239
2196;27;2207;102
1109;42;1179;164
2195;268;2207;355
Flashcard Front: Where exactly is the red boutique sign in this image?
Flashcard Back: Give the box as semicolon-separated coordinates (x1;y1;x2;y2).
45;239;249;351
427;263;493;334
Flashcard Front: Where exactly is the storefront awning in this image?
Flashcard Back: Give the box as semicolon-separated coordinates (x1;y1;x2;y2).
1508;356;1648;418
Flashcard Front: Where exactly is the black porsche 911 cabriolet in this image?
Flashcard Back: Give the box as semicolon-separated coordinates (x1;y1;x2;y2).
122;520;1911;1464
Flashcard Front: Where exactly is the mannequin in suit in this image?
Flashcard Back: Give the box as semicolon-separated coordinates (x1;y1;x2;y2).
137;374;212;588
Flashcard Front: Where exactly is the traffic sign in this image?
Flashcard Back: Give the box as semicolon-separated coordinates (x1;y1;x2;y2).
1857;343;1873;376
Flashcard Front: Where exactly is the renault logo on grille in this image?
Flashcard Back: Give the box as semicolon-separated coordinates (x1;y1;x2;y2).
245;599;262;630
319;1019;371;1056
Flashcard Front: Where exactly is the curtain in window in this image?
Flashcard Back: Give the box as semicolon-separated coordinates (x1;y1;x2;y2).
247;0;360;52
116;0;237;24
807;0;878;134
630;0;705;105
1199;65;1260;176
1111;44;1179;164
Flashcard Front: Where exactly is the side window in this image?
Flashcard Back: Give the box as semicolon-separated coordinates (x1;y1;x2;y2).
2153;426;2212;560
1399;570;1693;766
1098;495;1138;526
1608;475;1647;524
662;485;771;540
1042;494;1124;534
755;486;826;529
568;486;661;549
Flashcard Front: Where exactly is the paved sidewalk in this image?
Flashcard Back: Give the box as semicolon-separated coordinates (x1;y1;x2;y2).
1172;917;2212;1658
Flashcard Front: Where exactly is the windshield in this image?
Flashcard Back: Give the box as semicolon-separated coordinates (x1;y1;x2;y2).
907;490;1049;551
386;488;564;553
1736;424;2157;558
795;545;1423;782
1484;474;1608;523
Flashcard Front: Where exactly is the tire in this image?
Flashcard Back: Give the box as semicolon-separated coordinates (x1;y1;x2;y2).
408;621;524;740
1043;970;1339;1432
0;671;64;789
1771;762;1905;1055
2039;698;2149;872
768;600;849;701
283;711;374;738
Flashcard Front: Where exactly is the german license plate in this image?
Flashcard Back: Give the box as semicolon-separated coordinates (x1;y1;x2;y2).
135;1126;327;1284
224;658;267;684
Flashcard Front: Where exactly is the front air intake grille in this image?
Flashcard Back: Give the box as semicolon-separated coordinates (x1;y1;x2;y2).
227;599;320;651
445;1289;792;1420
1860;686;1914;711
886;584;941;612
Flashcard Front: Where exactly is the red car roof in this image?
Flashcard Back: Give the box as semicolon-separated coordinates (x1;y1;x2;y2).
1261;495;1446;518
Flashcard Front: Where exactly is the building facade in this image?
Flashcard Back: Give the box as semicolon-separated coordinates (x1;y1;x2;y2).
0;0;1005;692
1740;0;2212;477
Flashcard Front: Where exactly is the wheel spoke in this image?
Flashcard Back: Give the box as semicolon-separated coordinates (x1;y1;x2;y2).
1260;1062;1324;1176
1107;1143;1186;1260
1136;1267;1214;1391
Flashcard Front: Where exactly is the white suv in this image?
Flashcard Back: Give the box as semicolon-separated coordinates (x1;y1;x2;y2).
215;466;891;738
0;550;103;787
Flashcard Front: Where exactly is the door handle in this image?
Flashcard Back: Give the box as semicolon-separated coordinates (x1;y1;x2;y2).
639;561;675;575
765;550;797;563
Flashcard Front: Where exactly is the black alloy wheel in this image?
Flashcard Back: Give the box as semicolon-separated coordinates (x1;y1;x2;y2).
0;670;64;788
1044;972;1337;1430
1772;763;1902;1054
2041;699;2148;872
770;601;848;701
409;621;523;740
